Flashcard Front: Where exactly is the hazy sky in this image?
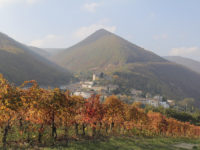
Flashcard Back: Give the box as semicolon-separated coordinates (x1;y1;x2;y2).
0;0;200;60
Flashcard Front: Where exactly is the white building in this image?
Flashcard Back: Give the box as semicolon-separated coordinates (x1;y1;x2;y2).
130;89;142;96
92;86;108;92
167;100;175;106
147;99;159;107
153;95;163;101
81;81;94;89
159;101;170;108
74;91;92;99
135;98;170;108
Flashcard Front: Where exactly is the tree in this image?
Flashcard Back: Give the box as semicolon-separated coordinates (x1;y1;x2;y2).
59;90;80;144
0;74;22;148
81;95;105;136
69;95;85;136
147;112;168;135
21;81;48;143
125;102;148;134
103;96;125;133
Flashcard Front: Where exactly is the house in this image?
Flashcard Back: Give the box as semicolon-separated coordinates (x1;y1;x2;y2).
159;101;170;108
147;99;159;107
167;100;175;106
92;86;107;92
107;85;118;93
145;93;152;98
134;98;148;105
153;95;163;101
81;81;94;89
134;98;170;108
130;89;142;96
74;91;94;99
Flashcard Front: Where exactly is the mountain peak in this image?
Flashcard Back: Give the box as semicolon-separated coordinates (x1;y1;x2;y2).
88;28;112;39
72;28;114;47
53;27;166;72
95;28;112;34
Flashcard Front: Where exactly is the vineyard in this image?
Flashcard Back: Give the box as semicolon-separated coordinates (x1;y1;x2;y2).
0;74;200;149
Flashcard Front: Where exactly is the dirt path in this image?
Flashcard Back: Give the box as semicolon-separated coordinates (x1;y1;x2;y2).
174;143;198;150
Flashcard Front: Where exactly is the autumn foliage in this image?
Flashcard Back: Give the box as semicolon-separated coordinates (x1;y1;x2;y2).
0;75;200;147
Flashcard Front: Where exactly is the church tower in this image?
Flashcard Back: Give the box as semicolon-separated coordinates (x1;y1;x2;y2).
93;73;96;81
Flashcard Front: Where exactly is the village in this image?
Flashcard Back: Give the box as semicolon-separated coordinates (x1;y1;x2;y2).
61;73;175;109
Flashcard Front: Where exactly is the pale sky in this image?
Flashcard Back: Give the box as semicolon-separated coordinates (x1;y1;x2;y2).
0;0;200;61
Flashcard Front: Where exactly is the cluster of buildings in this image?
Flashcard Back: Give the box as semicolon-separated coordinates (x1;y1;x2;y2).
134;96;171;108
61;73;174;109
62;73;118;101
118;89;172;108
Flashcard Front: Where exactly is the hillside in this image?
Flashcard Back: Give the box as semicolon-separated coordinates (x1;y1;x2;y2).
51;29;200;103
164;56;200;74
52;29;166;72
112;62;200;102
0;32;72;86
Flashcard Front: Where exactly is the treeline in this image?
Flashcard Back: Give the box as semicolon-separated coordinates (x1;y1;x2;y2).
0;74;200;148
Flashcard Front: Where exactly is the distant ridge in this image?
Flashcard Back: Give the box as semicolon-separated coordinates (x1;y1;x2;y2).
164;56;200;74
0;32;72;86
